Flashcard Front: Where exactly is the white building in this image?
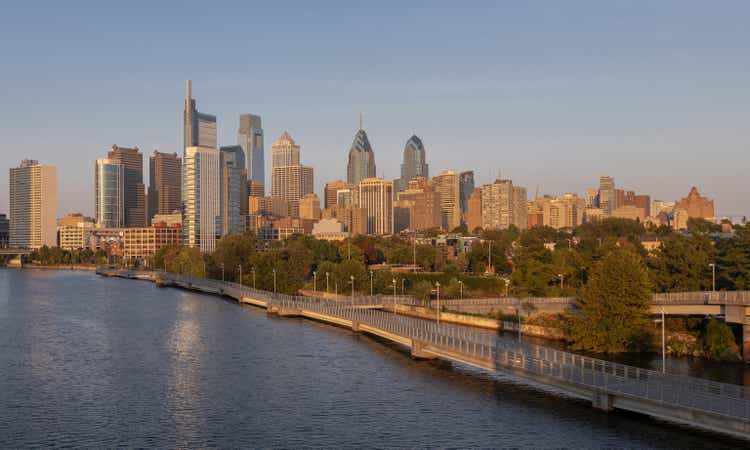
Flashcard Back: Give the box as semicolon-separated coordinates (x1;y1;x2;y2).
358;178;393;235
9;159;57;248
183;146;222;253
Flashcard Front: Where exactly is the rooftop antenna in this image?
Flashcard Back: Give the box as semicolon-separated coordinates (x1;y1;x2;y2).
186;80;192;100
359;112;363;130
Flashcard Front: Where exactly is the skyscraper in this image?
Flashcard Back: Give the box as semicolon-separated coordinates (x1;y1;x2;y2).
397;135;428;192
147;151;182;223
183;146;222;253
220;145;248;234
94;158;124;228
9;159;57;248
432;170;461;231
358;178;393;235
184;80;217;152
459;170;475;220
481;179;527;230
598;176;615;217
271;132;314;217
238;114;264;193
324;180;355;209
346;115;376;185
108;145;146;227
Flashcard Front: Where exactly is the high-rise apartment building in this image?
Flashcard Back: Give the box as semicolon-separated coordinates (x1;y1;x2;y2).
466;188;483;232
530;194;585;229
598;176;615;217
183;146;222;253
107;145;146;227
347;116;376;185
358;178;393;235
271;132;314;217
220;145;248;235
480;179;527;230
238;114;264;193
147;151;181;223
9;160;57;248
432;170;461;231
394;178;442;232
248;180;264;198
324;180;355;209
95;158;124;228
397;135;428;192
299;193;321;220
184;80;217;151
459;171;475;220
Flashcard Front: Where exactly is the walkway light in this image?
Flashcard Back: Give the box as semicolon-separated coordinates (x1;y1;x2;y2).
435;281;441;324
709;263;716;292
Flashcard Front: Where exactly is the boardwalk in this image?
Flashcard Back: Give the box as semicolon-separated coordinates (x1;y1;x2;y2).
100;268;750;440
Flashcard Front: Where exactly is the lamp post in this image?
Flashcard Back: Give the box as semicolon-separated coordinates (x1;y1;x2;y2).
326;272;329;294
370;270;373;296
273;268;277;294
238;264;242;286
435;281;441;324
558;273;564;292
413;239;416;268
252;267;256;289
220;262;225;281
709;263;716;292
392;278;397;315
335;281;338;296
504;279;510;297
350;275;355;306
660;306;666;374
202;260;206;277
459;280;463;299
313;271;317;294
517;304;522;341
488;241;492;274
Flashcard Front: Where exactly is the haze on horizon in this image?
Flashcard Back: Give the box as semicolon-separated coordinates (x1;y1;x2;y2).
0;1;748;217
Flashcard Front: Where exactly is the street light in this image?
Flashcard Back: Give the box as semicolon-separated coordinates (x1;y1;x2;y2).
459;280;463;299
709;263;716;292
392;278;397;315
313;271;317;294
558;273;564;292
273;268;277;294
504;278;510;297
220;262;225;281
401;278;406;294
660;306;666;374
517;303;522;341
370;270;373;296
350;275;355;306
326;272;330;294
238;264;242;286
435;281;441;324
252;266;256;289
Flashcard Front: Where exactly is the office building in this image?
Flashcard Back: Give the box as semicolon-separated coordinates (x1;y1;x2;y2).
338;206;368;236
147;151;181;223
394;178;442;232
58;213;95;227
324;180;355;209
183;146;222;253
108;145;146;227
312;218;349;241
432;170;461;231
480;179;527;230
220;145;248;234
529;194;585;229
358;178;393;235
299;193;321;220
9;160;57;248
271;132;314;217
598;176;615;217
248;180;264;198
347;115;376;185
459;171;475;220
675;187;715;221
121;223;182;260
184;80;217;151
397;135;428;192
238;114;264;193
95;158;124;228
466;188;483;232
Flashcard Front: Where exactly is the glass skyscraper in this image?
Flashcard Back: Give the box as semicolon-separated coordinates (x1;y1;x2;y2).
347;117;376;185
95;158;125;228
184;80;217;152
397;134;428;192
238;114;264;194
220;145;247;235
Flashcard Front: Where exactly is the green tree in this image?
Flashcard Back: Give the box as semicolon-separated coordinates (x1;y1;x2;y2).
411;280;434;303
570;249;653;353
701;319;739;361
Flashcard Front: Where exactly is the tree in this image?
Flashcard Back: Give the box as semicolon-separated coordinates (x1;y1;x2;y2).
412;280;434;304
647;234;715;292
701;319;739;361
570;249;653;353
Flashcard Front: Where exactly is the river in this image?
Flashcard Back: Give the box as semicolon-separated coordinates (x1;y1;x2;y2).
0;269;746;448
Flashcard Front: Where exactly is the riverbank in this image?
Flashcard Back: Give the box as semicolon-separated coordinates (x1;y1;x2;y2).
5;264;97;271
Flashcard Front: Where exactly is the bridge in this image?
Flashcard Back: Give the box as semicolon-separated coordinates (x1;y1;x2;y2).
0;248;33;256
98;268;750;440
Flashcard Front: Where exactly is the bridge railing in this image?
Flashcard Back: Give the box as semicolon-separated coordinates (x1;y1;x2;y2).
652;291;750;305
105;269;750;421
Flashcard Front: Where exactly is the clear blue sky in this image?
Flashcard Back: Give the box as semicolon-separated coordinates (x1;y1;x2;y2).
1;1;748;217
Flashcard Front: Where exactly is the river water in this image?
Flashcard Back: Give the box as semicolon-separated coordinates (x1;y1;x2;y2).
1;269;747;448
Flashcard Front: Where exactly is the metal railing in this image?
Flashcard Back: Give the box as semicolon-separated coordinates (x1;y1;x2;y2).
99;268;750;422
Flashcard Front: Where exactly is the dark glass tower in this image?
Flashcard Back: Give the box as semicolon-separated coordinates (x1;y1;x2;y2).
346;115;376;185
397;134;428;192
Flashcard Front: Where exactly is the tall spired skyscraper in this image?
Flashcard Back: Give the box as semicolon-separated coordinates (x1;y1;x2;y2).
346;114;376;185
184;80;217;152
397;135;428;192
238;114;264;194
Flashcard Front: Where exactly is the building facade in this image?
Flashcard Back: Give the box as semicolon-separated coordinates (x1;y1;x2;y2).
480;179;527;230
466;188;483;232
183;146;222;253
432;170;461;231
9;160;57;248
598;176;615;217
270;132;314;217
394;178;442;232
220;145;248;235
675;187;715;221
299;193;321;220
397;135;428;192
0;214;8;248
459;170;475;221
147;151;181;223
238;114;264;193
95;158;124;228
324;180;355;209
358;178;393;235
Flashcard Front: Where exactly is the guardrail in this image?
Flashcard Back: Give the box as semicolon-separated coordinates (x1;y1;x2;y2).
151;270;750;423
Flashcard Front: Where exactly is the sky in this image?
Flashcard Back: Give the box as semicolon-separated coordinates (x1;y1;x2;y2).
0;1;748;217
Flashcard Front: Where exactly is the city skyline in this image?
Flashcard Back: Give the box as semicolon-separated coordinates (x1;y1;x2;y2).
1;3;749;217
